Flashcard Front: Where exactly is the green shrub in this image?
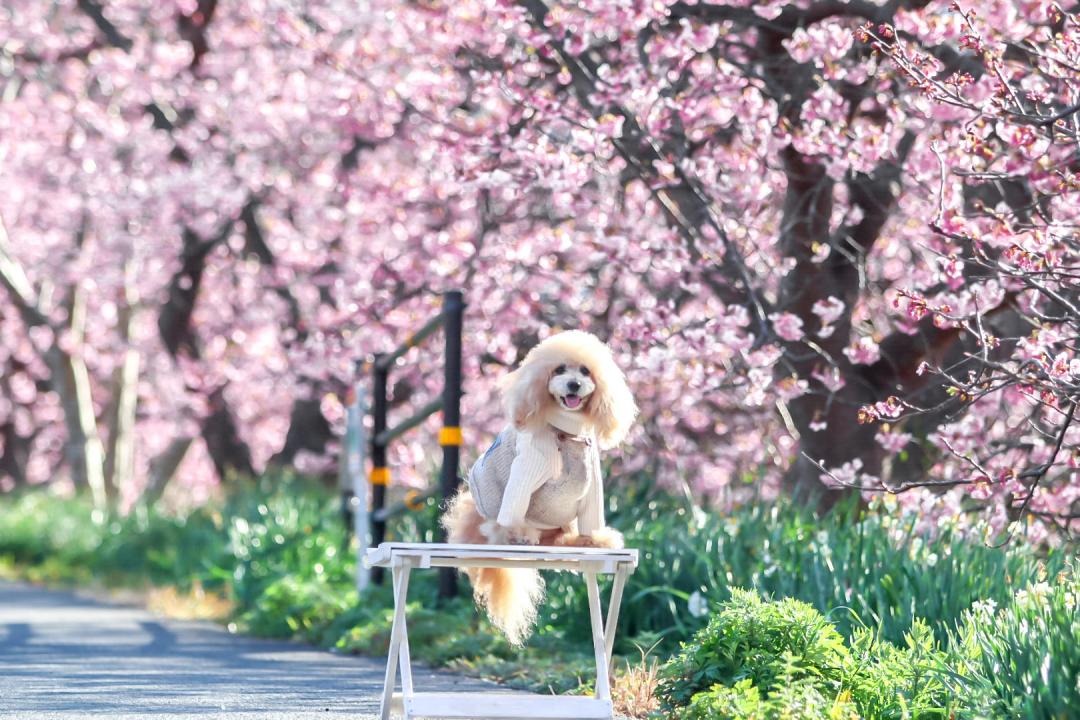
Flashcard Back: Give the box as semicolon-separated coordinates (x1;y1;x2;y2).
656;588;849;712
842;620;954;719
224;485;350;608
95;506;229;590
0;493;103;581
237;574;354;640
677;678;860;720
659;591;966;719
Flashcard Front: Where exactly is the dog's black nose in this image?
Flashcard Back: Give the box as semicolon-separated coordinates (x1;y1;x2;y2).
567;380;580;393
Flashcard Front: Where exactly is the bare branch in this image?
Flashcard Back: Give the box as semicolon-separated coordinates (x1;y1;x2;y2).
74;0;134;52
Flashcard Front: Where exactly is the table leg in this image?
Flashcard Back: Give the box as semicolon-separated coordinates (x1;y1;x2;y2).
603;565;628;666
584;570;611;702
399;589;414;698
380;562;412;720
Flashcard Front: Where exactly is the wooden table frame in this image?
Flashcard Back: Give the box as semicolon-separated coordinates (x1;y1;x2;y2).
364;542;638;720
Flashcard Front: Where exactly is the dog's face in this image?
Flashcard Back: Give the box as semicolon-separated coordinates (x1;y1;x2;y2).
499;330;638;449
547;362;596;412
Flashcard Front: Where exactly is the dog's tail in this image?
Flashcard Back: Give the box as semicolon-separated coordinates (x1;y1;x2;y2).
441;488;544;646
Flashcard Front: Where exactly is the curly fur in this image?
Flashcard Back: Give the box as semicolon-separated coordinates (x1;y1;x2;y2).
552;526;625;549
498;330;637;450
441;489;544;646
445;330;636;645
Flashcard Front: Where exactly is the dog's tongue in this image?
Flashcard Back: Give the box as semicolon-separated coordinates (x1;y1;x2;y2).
564;394;581;409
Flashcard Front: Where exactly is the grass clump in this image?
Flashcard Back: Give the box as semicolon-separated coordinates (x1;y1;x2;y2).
945;565;1080;718
611;653;662;718
576;486;1067;653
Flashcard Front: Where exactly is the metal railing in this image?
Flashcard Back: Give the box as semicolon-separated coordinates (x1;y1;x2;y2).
343;289;464;598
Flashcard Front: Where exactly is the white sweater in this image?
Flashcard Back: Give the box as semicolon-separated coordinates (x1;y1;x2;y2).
467;420;605;535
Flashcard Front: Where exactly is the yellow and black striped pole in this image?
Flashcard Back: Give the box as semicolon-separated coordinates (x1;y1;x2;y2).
438;290;465;599
370;354;389;586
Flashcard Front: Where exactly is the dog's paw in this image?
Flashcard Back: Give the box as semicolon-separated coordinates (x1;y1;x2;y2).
552;527;624;549
550;531;586;547
506;526;542;545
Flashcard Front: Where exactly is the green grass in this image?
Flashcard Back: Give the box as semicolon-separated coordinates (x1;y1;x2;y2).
581;485;1066;651
0;477;1073;715
943;566;1080;718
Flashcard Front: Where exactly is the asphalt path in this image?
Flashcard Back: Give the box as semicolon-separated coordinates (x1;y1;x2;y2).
0;579;506;719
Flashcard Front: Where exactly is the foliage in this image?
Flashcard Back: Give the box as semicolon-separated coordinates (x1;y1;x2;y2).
944;562;1080;719
542;486;1067;651
842;621;954;720
237;574;354;641
677;678;860;720
659;585;1073;719
656;590;957;719
1;483;1075;716
98;506;231;590
656;589;848;710
657;565;1080;719
223;485;351;608
0;493;104;583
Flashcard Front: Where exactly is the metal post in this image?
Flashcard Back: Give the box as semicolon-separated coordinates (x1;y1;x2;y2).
349;383;370;592
371;356;389;586
339;389;356;542
437;289;465;599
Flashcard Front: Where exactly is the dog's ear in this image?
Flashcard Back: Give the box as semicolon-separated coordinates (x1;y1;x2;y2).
499;360;551;431
588;356;638;450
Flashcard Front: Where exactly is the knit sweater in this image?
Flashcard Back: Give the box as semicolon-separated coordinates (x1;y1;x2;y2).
467;421;605;534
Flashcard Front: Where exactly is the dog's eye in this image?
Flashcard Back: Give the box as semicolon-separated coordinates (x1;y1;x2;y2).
580;366;591;377
553;364;567;375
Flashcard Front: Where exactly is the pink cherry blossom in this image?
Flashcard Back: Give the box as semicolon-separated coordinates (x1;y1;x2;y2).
0;0;1075;534
875;428;912;453
812;297;846;326
843;337;882;365
769;312;805;343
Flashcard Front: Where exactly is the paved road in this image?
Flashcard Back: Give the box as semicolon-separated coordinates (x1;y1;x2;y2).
0;580;504;719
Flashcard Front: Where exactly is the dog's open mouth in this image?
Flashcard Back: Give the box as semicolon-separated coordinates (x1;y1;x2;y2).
560;394;583;410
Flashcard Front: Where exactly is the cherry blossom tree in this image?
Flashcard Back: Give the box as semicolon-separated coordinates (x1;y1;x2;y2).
347;0;1077;532
1;0;1076;535
854;3;1080;536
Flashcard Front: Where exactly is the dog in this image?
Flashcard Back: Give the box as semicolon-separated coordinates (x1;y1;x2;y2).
441;330;637;645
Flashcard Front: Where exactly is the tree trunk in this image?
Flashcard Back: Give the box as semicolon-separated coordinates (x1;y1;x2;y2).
202;385;255;482
773;134;919;507
771;149;868;508
46;284;107;508
41;348;106;507
141;436;194;507
0;214;107;508
0;419;32;489
103;263;140;507
157;221;258;486
269;395;333;468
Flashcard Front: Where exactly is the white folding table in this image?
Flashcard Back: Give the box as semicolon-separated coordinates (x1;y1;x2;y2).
364;542;639;720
